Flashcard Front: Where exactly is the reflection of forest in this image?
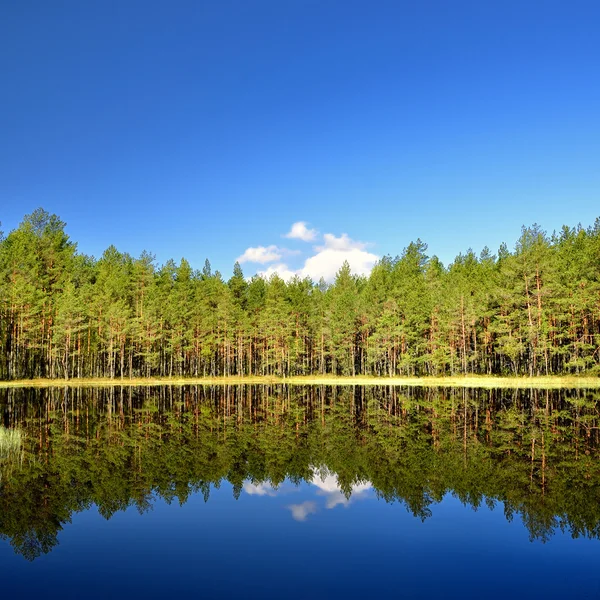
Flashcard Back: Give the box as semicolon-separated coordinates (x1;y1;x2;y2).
1;385;600;560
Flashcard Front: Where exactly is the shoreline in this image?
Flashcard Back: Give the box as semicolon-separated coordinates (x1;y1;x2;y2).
0;375;599;389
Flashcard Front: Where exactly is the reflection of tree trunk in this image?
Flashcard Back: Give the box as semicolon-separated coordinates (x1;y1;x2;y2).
463;390;467;463
541;430;546;495
530;437;536;489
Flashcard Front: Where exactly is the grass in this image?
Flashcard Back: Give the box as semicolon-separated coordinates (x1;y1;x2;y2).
0;426;23;460
0;374;598;389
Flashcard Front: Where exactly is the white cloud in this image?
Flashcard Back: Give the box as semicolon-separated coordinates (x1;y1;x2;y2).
299;248;378;282
288;501;318;522
243;482;277;496
242;228;379;283
237;245;283;264
298;233;378;282
257;263;298;282
320;233;366;251
284;221;318;242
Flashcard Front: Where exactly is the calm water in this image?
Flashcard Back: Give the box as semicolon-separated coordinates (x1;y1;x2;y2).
1;385;600;599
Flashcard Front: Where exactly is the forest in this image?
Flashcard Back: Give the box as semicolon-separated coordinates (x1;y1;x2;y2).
1;208;599;380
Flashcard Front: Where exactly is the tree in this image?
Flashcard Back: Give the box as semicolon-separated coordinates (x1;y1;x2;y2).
1;209;599;379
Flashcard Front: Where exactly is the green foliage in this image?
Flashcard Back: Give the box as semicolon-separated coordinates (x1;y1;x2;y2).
1;210;600;378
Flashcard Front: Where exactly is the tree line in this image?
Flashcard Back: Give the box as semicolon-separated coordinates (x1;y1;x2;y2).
1;208;599;380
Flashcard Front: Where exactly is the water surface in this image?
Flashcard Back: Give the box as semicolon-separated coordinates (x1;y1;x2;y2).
1;385;600;598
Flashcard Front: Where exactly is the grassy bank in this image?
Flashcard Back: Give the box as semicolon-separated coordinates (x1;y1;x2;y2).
0;374;599;389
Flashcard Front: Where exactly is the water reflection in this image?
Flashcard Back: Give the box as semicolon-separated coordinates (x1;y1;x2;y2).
0;385;599;560
280;466;373;521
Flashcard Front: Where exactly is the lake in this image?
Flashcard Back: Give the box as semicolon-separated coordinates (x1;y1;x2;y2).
1;385;600;598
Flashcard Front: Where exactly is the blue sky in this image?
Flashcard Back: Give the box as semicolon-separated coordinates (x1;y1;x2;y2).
2;0;599;280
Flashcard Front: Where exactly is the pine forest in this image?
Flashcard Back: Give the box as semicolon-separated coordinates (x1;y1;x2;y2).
1;208;600;381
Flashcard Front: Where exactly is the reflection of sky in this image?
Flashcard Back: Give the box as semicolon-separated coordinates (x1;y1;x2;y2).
288;501;317;522
4;480;600;599
242;481;278;497
243;466;373;522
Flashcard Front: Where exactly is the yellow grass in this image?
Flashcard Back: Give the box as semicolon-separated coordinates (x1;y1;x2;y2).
0;374;599;389
0;426;22;459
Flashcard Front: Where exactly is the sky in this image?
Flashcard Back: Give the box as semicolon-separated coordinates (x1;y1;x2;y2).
1;0;599;281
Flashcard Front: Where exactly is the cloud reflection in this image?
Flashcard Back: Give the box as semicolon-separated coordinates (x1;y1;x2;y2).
288;501;318;522
243;468;373;522
243;482;277;496
311;468;372;509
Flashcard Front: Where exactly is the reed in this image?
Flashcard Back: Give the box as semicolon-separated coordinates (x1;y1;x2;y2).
0;426;23;460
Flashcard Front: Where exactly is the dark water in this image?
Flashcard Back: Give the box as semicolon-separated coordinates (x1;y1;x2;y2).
1;385;600;599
